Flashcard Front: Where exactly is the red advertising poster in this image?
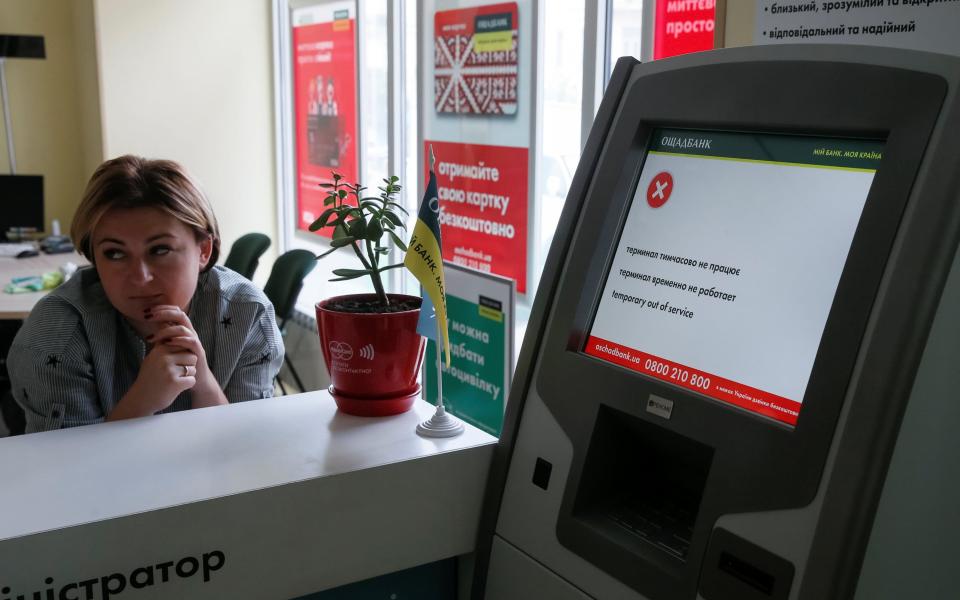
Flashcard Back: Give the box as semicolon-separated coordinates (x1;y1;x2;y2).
654;0;716;60
293;7;358;236
434;3;519;115
427;140;528;293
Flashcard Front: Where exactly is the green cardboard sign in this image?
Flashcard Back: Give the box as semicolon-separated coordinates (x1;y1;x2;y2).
423;264;514;437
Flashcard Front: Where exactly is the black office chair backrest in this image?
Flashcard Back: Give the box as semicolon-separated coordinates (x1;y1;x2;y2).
223;233;271;280
263;249;318;324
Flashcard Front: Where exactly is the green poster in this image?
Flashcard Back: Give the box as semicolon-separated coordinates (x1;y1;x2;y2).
425;293;506;436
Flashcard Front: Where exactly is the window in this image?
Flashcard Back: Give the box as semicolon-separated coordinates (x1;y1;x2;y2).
273;0;645;359
275;0;395;316
610;0;646;67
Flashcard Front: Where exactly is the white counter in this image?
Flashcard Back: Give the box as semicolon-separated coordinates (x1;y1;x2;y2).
0;392;497;598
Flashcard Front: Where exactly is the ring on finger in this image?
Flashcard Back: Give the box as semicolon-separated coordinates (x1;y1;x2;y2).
182;364;190;377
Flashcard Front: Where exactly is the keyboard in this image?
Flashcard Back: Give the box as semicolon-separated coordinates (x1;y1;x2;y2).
0;243;37;257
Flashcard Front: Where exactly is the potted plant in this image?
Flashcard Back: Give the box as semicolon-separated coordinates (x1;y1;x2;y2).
311;173;425;416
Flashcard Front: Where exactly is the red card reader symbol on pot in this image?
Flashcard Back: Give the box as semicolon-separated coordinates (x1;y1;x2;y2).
647;172;673;208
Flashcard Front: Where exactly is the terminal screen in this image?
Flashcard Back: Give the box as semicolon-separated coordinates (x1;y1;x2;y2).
584;129;884;426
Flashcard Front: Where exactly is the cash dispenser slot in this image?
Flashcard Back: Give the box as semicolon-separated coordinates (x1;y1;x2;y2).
718;552;773;594
700;528;794;600
571;405;713;562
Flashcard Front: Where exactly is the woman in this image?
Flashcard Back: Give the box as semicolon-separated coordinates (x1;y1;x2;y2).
8;155;284;433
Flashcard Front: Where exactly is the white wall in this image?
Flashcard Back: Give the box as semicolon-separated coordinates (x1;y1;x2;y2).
0;0;101;231
724;0;756;48
94;0;278;274
73;0;105;177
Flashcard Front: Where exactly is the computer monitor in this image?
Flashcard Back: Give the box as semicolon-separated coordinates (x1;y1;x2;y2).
0;175;44;239
0;35;46;59
584;129;884;427
477;45;960;600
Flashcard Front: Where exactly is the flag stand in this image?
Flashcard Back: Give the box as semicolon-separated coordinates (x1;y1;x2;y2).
412;144;463;437
416;317;464;438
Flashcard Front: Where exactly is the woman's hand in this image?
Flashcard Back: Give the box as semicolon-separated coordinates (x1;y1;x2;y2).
109;344;198;420
145;304;228;408
145;305;212;384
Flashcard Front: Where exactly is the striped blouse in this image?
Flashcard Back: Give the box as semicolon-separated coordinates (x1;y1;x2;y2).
8;265;285;433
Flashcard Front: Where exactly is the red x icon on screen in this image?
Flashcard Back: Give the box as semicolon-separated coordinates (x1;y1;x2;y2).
647;172;673;208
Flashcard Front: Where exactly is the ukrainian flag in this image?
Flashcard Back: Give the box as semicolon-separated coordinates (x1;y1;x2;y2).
405;154;450;365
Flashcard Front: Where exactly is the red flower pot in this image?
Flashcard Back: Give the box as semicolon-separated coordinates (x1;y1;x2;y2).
316;293;425;416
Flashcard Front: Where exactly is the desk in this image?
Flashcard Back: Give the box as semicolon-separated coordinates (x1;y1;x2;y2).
0;251;88;319
0;393;497;598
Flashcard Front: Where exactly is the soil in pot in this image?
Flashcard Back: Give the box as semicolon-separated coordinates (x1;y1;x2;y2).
325;296;421;314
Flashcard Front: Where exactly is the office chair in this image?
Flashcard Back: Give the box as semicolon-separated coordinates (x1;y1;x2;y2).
263;249;317;394
223;233;271;280
0;391;25;436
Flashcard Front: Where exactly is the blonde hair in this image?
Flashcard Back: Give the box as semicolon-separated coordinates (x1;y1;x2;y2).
71;155;221;270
